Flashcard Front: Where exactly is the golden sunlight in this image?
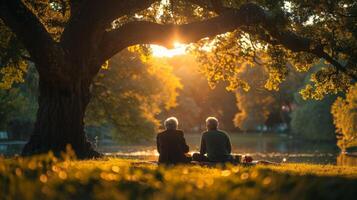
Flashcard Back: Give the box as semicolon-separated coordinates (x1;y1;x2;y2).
151;41;187;57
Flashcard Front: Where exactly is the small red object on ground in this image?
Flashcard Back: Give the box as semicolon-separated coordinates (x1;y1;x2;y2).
243;156;253;163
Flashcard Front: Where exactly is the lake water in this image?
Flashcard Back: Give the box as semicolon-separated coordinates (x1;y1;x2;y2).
1;133;357;166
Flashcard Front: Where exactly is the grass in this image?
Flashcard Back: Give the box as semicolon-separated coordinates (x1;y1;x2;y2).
1;153;357;200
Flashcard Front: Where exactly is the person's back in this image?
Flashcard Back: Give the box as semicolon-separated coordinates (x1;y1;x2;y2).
193;117;232;162
200;130;231;162
156;117;190;164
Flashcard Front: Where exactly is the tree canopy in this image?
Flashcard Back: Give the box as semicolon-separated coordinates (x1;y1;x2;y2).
1;0;356;87
85;48;181;143
332;83;357;150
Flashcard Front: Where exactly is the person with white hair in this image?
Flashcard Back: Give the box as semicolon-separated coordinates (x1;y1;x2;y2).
156;117;191;164
193;117;233;162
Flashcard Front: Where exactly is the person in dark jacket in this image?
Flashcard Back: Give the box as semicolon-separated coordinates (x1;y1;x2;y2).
193;117;233;162
156;117;191;164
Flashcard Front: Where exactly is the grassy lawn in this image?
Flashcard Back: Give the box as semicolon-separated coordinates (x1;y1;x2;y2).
1;153;357;200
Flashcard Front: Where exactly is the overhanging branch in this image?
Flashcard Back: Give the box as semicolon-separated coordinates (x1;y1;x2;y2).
196;1;357;80
99;2;356;81
99;10;242;62
0;0;59;71
0;0;73;85
314;49;357;80
61;0;158;55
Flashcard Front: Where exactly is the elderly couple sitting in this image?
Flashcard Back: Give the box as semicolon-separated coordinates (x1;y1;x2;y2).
156;116;251;164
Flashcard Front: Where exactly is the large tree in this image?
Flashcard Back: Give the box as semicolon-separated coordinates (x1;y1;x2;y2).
0;0;355;158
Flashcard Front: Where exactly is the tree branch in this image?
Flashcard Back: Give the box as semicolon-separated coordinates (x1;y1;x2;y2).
313;49;357;80
96;0;159;26
196;1;357;80
0;0;58;70
21;54;34;63
61;0;158;57
99;2;356;80
0;0;74;85
99;10;241;62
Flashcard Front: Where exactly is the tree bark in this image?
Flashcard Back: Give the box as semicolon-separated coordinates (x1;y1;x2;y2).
22;75;100;158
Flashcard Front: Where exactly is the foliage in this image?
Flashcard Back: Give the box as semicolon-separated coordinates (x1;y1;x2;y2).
189;0;356;98
299;64;351;100
0;60;28;90
0;0;70;88
85;49;182;143
6;0;355;100
1;155;357;200
290;94;337;142
0;64;37;131
0;21;29;89
290;68;338;142
290;63;349;142
331;83;357;150
22;0;70;41
190;31;250;91
162;55;238;131
233;63;305;131
233;63;276;131
0;19;36;133
286;0;357;66
0;89;27;130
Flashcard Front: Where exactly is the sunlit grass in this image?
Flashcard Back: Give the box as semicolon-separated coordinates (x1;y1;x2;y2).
1;153;357;200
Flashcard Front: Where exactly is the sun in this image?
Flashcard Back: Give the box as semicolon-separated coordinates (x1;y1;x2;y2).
151;41;187;57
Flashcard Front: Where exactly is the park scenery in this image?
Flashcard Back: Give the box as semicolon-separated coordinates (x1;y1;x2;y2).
0;0;357;199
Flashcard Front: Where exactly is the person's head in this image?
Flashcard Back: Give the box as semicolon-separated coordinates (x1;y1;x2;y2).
164;117;179;130
206;117;219;130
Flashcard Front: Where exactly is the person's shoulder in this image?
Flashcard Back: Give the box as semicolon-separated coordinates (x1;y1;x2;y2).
158;130;167;134
201;131;209;136
157;130;167;137
218;130;227;134
176;129;185;136
218;130;230;137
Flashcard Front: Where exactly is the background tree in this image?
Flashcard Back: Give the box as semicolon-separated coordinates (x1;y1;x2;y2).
0;20;28;90
291;63;338;141
163;54;238;132
85;49;181;144
233;63;305;132
189;1;356;143
290;94;337;142
0;0;355;157
0;67;38;139
332;83;357;150
0;89;28;130
233;63;276;131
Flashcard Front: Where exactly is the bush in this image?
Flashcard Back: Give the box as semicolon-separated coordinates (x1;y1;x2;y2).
290;94;337;141
331;83;357;150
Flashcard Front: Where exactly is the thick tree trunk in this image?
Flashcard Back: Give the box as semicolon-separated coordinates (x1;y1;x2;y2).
22;77;101;159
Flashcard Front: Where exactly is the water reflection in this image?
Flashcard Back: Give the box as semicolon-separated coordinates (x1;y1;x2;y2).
337;154;357;166
104;150;340;165
0;142;24;156
1;133;357;166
